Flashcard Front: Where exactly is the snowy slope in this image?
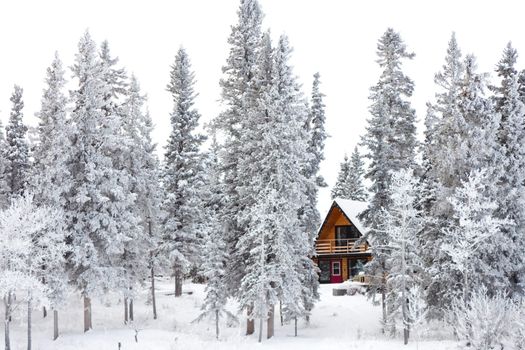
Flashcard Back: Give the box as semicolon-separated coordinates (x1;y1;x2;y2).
0;279;457;349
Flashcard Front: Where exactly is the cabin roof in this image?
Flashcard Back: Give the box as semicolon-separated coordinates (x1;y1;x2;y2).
317;198;368;238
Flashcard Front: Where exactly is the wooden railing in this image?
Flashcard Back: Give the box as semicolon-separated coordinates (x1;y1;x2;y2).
315;238;368;255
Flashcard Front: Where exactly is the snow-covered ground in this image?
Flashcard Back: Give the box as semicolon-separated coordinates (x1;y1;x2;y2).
1;278;457;349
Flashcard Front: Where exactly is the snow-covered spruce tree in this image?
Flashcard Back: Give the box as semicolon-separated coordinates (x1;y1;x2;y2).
331;154;350;199
491;43;525;295
421;33;465;316
379;169;424;343
442;170;509;305
162;47;205;297
237;33;313;341
347;147;368;201
423;34;504;316
98;40;146;323
194;136;236;339
0;120;9;209
301;72;327;237
31;52;71;337
67;31;138;332
119;75;161;322
213;0;264;334
359;28;417;332
4;85;30;201
0;195;66;350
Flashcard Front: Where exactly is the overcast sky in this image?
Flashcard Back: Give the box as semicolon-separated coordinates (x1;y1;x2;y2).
0;0;524;213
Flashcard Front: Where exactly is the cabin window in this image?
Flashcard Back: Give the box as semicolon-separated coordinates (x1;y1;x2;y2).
319;260;331;282
335;225;360;246
332;261;341;276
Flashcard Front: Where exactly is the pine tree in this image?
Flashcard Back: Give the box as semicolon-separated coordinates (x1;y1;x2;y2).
359;28;417;331
4;85;30;201
162;47;205;297
213;0;264;312
331;154;350;199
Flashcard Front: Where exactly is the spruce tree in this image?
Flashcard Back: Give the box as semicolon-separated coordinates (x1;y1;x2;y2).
347;147;368;201
331;154;350;199
67;31;138;331
4;85;30;201
491;43;525;294
359;28;417;331
162;47;205;297
118;75;160;322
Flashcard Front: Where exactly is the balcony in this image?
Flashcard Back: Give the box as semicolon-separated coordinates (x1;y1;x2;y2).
315;238;368;255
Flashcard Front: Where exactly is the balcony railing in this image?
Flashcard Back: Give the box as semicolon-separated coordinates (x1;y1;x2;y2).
315;238;368;255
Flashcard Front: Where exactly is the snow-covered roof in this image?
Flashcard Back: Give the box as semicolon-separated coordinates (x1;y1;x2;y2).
333;198;368;235
317;198;368;237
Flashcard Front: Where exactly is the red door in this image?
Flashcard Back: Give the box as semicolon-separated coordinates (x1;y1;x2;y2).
330;260;343;283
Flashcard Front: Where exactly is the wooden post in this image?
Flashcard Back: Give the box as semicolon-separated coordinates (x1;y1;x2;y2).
83;296;92;332
246;306;254;335
267;304;274;339
53;310;59;341
294;317;297;337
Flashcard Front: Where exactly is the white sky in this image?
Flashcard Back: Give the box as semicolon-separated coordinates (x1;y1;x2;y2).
0;0;524;214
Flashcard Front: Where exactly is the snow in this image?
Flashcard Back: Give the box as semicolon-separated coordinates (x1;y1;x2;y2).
0;278;457;349
331;198;368;234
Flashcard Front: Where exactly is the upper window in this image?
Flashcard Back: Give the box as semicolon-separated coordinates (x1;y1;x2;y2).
335;225;360;246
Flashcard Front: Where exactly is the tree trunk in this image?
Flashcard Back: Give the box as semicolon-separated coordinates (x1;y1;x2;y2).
5;292;11;350
294;317;298;337
151;265;157;319
215;310;219;340
174;267;182;297
267;304;274;339
124;297;129;324
279;301;283;326
83;296;92;332
381;273;387;334
53;310;59;341
246;306;254;335
43;307;47;318
258;318;263;343
27;297;32;350
129;299;134;322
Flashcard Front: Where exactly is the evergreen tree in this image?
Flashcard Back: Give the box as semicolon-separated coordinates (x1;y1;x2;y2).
380;169;424;343
32;52;71;209
118;75;160;322
4;85;30;201
491;43;525;294
331;154;350;199
67;31;138;331
359;28;417;331
214;0;264;308
194;136;236;339
162;47;205;297
347;147;368;201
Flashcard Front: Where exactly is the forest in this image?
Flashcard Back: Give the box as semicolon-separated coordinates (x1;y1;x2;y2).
0;0;524;349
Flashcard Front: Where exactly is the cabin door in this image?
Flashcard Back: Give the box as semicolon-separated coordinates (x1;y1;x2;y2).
330;260;342;283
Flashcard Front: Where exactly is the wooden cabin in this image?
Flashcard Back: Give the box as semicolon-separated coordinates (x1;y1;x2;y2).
313;198;371;283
